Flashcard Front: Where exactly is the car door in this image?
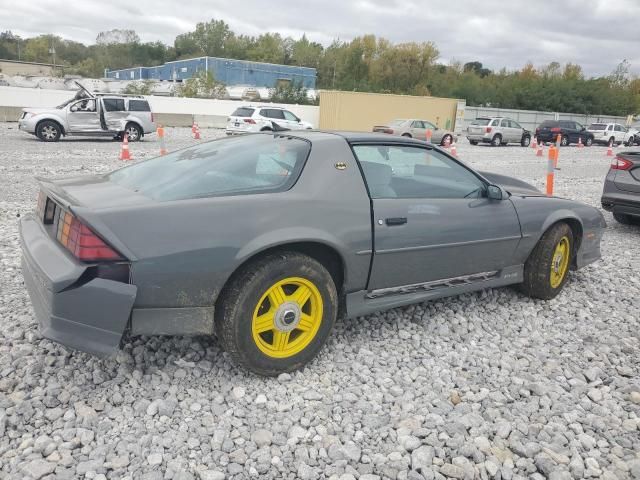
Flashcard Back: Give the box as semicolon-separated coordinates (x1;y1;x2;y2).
352;143;522;290
266;109;286;129
410;120;425;138
283;110;304;130
67;99;101;132
499;119;512;143
510;120;524;142
423;121;440;142
100;98;127;132
614;124;625;144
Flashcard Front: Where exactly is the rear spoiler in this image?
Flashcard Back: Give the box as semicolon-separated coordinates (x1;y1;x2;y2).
35;177;80;211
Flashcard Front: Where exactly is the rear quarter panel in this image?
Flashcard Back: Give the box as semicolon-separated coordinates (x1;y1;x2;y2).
94;135;373;308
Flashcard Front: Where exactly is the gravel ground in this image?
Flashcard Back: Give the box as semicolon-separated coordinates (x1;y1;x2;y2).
0;123;639;480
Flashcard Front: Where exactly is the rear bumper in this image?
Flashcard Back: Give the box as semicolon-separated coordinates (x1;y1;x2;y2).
601;194;640;217
466;133;491;142
20;214;137;357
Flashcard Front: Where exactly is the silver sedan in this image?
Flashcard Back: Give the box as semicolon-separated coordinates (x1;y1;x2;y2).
373;119;457;145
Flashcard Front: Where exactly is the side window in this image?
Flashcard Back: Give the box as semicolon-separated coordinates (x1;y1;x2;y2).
259;109;271;118
128;100;151;112
270;109;285;120
424;121;436;131
490;119;500;127
103;98;125;112
283;110;299;122
70;99;96;112
615;124;623;132
607;125;613;131
500;119;509;127
411;120;424;128
353;145;485;200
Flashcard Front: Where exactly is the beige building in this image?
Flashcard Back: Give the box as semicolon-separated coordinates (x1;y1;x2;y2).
319;90;462;133
0;59;60;77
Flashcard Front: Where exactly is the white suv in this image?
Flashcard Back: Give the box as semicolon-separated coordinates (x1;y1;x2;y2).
587;122;635;146
226;106;313;134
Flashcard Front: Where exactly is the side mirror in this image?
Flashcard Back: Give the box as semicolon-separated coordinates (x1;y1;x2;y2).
486;185;503;200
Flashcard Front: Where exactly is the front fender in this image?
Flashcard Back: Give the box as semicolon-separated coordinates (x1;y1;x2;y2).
32;113;68;133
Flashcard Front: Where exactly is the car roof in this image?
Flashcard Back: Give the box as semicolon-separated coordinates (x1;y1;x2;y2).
240;105;288;110
278;130;429;145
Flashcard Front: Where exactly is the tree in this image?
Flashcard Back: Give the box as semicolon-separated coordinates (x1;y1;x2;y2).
192;19;233;57
96;29;140;45
123;80;154;95
176;70;226;98
269;80;312;105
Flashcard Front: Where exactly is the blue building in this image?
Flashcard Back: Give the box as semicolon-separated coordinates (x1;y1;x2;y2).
105;57;316;89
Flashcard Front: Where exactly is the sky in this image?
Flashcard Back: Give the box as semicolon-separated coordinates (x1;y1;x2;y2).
1;0;639;77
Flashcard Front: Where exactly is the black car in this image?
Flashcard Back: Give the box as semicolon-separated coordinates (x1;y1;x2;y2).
602;151;640;225
536;120;594;146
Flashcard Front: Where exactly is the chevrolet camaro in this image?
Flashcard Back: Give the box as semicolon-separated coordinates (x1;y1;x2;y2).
20;131;606;375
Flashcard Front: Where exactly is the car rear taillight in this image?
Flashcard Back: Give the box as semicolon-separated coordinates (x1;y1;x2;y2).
485;127;492;133
611;157;633;170
244;119;256;124
551;127;562;133
56;211;123;262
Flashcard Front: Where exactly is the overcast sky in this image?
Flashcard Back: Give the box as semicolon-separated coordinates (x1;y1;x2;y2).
1;0;638;77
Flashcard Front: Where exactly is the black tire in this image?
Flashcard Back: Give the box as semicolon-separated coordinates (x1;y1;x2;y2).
625;136;635;147
585;136;593;147
521;135;531;147
560;135;569;147
215;252;338;376
440;134;452;146
469;140;479;145
613;213;635;225
491;134;502;146
124;123;142;142
260;127;273;132
402;133;412;138
36;120;62;142
519;222;574;300
609;137;615;146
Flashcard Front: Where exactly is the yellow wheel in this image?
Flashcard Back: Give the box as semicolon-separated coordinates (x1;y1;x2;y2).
215;252;338;376
252;277;323;359
520;222;574;300
549;236;570;288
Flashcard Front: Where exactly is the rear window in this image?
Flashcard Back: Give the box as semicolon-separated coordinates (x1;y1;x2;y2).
103;98;125;112
470;118;491;126
108;135;311;201
128;100;151;112
231;107;255;117
589;124;607;130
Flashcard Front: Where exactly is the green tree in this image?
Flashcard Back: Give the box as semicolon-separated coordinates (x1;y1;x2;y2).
177;70;226;98
269;80;312;105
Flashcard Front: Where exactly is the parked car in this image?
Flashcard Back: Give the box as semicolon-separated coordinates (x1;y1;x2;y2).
535;120;594;146
226;105;313;134
17;82;155;142
466;117;531;146
627;123;640;146
20;132;605;375
372;119;455;145
601;151;640;224
587;122;636;146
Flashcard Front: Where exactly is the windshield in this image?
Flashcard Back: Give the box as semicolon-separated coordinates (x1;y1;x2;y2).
470;118;491;126
588;124;607;130
108;134;311;201
56;98;76;109
56;89;92;109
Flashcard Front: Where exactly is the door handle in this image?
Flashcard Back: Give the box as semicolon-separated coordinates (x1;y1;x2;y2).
385;217;407;226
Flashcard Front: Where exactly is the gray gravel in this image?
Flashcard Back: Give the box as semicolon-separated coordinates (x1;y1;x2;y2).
0;123;639;479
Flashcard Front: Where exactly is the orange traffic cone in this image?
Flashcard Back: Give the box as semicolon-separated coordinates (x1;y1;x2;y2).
577;137;584;148
450;142;458;157
531;136;538;149
192;122;201;140
157;125;167;155
536;143;544;157
606;141;613;157
119;134;131;161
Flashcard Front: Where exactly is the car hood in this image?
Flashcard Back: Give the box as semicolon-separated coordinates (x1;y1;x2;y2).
479;171;544;197
23;107;61;115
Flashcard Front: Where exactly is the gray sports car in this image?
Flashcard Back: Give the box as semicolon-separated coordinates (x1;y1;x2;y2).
20;132;606;375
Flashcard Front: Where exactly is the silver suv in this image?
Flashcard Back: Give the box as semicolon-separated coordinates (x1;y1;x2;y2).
18;82;156;142
467;117;531;147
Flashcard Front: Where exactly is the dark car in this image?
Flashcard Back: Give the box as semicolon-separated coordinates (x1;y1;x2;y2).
536;120;594;146
602;151;640;224
20;132;606;375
